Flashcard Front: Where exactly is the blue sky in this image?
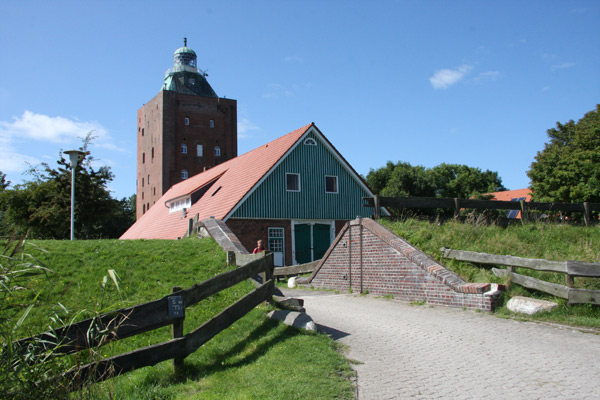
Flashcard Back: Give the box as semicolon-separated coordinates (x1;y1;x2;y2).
1;0;598;200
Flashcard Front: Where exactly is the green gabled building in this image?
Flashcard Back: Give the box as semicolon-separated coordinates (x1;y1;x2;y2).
123;123;386;266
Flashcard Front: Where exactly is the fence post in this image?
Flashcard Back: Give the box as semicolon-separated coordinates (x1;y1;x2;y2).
171;286;185;374
374;195;380;220
583;202;590;227
454;198;460;219
520;200;527;224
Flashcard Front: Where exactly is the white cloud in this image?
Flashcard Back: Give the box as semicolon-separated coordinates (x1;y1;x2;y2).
0;110;107;143
429;64;472;89
551;62;575;71
238;118;260;139
0;111;124;173
0;148;39;173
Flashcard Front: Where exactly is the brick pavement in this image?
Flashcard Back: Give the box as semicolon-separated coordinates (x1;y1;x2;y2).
283;289;600;400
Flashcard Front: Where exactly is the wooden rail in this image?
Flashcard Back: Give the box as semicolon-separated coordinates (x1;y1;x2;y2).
363;196;600;226
441;248;600;305
273;260;320;277
13;253;274;388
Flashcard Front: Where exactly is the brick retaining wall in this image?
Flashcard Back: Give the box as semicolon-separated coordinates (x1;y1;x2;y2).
307;217;501;311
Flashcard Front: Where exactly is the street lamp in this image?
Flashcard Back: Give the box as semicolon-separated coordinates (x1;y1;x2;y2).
63;150;85;240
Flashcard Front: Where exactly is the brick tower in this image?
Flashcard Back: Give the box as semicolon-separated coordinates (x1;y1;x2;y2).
136;39;237;219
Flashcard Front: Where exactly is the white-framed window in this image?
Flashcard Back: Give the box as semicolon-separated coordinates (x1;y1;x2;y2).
286;173;300;192
168;197;191;213
181;143;187;154
304;138;317;146
181;169;188;180
184;117;190;126
214;146;221;157
209;119;215;128
196;144;203;157
325;175;338;193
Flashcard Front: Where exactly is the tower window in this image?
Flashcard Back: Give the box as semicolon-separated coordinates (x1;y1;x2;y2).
181;169;188;180
214;146;221;157
184;117;190;126
151;147;154;159
286;173;300;192
141;128;144;136
181;143;188;154
325;176;338;194
147;174;150;184
210;120;214;128
197;144;203;157
142;152;145;163
142;178;144;187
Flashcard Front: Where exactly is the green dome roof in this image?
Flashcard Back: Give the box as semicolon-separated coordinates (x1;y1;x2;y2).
174;46;197;57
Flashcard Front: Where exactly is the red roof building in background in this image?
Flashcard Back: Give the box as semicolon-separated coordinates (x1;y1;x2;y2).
487;188;532;219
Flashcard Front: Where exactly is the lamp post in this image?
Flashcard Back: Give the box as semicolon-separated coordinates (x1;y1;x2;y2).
64;150;85;240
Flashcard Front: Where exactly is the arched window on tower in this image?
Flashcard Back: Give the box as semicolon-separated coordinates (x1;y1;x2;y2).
181;143;187;154
214;146;221;157
181;169;188;180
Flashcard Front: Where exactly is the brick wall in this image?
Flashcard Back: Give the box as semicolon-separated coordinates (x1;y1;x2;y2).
309;218;501;312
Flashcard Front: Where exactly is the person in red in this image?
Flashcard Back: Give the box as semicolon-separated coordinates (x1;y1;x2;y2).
252;240;265;254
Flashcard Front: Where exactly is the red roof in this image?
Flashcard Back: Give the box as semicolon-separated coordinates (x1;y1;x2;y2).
488;188;532;202
487;188;532;219
121;123;313;239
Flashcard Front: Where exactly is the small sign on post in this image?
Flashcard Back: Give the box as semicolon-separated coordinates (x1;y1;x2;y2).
170;287;185;374
168;295;185;318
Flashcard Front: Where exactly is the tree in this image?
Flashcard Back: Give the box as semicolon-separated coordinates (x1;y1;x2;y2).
366;161;505;199
1;134;135;239
431;163;505;199
379;162;436;198
528;105;600;203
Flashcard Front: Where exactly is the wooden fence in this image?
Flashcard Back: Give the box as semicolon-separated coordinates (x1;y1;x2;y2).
13;253;274;388
363;196;600;226
441;248;600;305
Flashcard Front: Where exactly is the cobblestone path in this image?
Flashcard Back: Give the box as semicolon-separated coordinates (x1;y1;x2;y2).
283;289;600;400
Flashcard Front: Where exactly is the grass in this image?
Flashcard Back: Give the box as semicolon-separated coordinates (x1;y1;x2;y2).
9;238;355;399
380;218;600;328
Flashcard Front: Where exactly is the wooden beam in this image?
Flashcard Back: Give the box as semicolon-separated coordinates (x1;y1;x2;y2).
441;248;568;273
492;268;569;299
185;280;273;354
273;260;319;277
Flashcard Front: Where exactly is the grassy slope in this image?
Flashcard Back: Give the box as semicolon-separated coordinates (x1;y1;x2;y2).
381;219;600;328
16;238;354;399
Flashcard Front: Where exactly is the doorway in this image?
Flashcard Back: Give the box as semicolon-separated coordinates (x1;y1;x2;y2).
292;221;334;265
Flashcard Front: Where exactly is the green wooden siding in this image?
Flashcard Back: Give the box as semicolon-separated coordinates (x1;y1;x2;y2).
231;131;374;220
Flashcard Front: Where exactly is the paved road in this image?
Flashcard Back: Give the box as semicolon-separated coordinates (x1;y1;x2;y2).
282;289;600;400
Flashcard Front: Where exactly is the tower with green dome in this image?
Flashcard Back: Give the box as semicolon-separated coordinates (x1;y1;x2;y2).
136;39;237;220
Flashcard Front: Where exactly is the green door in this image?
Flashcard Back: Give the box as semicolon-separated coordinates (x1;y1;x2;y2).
294;223;311;264
313;223;331;260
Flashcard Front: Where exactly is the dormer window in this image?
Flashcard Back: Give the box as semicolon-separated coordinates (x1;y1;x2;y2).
167;196;191;213
304;138;317;146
